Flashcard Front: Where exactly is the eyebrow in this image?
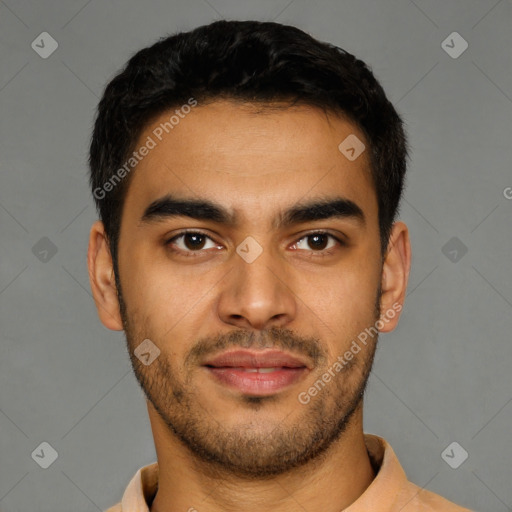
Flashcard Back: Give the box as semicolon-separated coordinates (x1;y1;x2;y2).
139;193;365;229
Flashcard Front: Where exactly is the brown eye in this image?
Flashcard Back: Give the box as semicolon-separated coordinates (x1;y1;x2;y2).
166;231;220;255
307;234;329;250
182;233;207;250
292;232;341;253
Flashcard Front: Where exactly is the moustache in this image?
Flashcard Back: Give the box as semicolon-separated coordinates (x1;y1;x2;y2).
184;326;326;368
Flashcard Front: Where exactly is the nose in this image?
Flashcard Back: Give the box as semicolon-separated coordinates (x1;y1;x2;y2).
216;241;297;331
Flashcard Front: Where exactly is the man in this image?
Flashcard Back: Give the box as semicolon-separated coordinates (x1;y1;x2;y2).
87;20;473;512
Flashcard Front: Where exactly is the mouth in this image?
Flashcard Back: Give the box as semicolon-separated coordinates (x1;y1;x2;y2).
202;349;311;396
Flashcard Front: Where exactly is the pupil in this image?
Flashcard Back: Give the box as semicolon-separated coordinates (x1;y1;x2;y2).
185;234;205;250
309;234;327;250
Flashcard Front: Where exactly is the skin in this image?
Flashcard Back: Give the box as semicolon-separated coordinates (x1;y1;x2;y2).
88;100;411;512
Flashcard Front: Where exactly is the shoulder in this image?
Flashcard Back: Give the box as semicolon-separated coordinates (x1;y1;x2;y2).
396;480;475;511
104;503;122;512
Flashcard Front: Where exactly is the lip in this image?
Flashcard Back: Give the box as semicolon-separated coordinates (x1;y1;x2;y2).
202;349;311;396
203;349;311;369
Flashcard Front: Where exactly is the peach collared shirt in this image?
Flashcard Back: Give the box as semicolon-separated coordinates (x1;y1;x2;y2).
105;434;474;512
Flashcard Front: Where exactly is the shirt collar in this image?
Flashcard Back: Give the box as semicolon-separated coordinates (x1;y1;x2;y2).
344;434;407;510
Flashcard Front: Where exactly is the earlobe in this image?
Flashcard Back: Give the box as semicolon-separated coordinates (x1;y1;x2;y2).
378;221;411;333
87;220;124;331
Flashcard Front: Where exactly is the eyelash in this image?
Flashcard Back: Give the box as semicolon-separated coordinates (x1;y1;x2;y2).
164;230;345;258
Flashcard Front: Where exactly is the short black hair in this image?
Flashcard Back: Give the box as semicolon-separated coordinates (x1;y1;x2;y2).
89;19;408;278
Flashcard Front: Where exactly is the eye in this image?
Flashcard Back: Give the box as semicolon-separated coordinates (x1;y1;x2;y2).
291;232;342;254
166;231;220;256
165;230;344;258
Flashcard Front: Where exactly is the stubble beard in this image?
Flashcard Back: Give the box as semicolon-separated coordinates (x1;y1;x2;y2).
117;278;380;479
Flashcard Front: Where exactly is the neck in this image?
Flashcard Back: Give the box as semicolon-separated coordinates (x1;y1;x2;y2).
148;402;375;512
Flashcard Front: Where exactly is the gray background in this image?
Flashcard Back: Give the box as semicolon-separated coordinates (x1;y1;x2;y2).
0;1;511;511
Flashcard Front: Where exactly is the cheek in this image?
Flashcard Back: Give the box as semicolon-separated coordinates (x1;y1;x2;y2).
118;248;174;327
322;279;376;331
310;253;380;346
121;253;212;349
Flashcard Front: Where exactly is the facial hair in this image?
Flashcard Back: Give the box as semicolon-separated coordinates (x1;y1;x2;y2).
117;277;381;479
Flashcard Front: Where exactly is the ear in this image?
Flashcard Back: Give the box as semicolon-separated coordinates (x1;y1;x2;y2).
378;221;411;333
87;220;124;331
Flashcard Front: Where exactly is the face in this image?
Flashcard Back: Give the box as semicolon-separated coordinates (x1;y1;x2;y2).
91;100;406;478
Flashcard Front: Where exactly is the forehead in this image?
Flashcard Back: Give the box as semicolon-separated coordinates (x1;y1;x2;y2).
121;100;376;224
